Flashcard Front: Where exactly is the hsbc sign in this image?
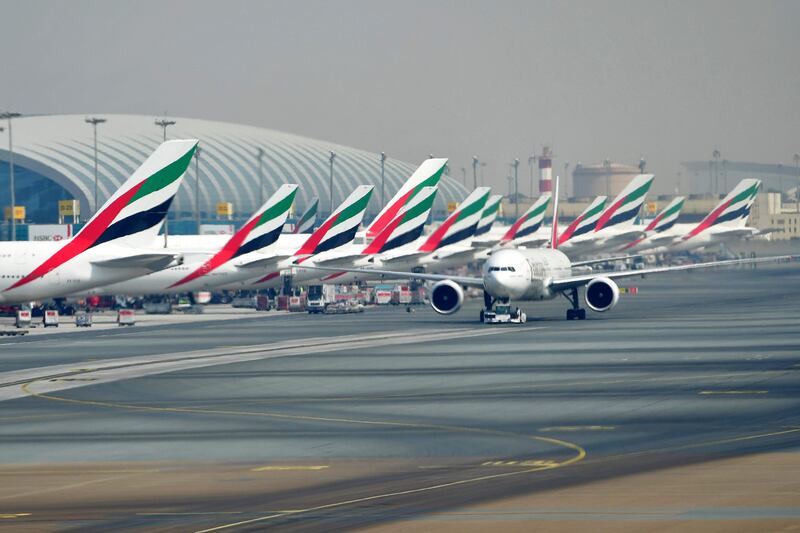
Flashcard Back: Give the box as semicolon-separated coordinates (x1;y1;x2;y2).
28;224;74;242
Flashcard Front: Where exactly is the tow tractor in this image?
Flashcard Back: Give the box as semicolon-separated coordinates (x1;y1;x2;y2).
480;303;526;324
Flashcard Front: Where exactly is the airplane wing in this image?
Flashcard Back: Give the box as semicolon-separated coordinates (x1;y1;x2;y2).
308;253;366;267
571;255;641;267
306;265;485;288
548;255;798;292
430;247;476;261
91;253;181;271
380;250;428;264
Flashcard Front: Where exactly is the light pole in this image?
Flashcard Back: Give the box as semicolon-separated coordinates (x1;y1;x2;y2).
85;117;107;214
603;158;611;196
155;118;176;247
712;149;721;195
472;156;479;189
1;112;22;241
328;151;336;215
380;152;387;208
512;158;520;218
564;162;570;199
480;162;487;186
194;146;202;230
460;167;466;186
257;147;265;207
794;153;800;213
155;118;176;142
528;154;536;198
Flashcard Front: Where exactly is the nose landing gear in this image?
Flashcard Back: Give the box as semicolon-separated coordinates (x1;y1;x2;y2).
562;287;587;320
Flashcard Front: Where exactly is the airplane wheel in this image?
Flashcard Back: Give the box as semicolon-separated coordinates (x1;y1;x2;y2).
577;309;587;320
520;312;527;324
479;309;485;323
566;309;575;320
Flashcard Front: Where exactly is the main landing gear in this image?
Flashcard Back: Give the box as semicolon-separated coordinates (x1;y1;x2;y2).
480;291;526;324
562;287;587;321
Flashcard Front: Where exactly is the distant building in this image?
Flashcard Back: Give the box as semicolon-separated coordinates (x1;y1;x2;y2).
571;162;642;199
681;160;800;196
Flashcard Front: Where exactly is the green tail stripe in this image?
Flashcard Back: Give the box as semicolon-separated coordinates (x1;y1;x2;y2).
584;201;605;219
620;181;651;207
456;191;491;222
528;198;550;219
333;191;372;227
129;145;197;204
401;191;437;222
662;200;684;219
256;189;297;227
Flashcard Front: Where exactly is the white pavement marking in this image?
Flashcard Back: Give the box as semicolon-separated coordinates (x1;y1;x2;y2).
3;327;536;402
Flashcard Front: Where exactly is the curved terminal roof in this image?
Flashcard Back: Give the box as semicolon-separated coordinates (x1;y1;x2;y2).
0;114;468;220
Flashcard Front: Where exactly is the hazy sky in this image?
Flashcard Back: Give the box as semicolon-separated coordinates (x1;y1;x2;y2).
2;0;798;195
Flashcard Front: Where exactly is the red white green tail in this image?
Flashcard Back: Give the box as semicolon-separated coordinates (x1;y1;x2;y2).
362;187;438;254
682;179;761;241
475;194;503;236
418;187;491;253
367;158;447;238
293;197;318;234
556;196;607;246
594;174;655;232
502;195;551;242
295;185;374;255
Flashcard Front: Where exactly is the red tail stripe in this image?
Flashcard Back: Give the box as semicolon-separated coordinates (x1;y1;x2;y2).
367;189;414;238
296;213;338;256
7;180;145;291
556;214;584;246
683;197;733;240
362;215;403;254
418;213;458;253
594;196;626;232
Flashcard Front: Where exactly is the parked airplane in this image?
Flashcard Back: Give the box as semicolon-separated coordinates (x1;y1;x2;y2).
293;197;318;233
219;185;375;290
0;140;197;304
91;185;298;295
617;196;686;252
309;178;796;323
498;194;552;247
557;174;654;256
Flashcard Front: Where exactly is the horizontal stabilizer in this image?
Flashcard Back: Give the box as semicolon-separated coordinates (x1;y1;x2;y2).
91;253;182;271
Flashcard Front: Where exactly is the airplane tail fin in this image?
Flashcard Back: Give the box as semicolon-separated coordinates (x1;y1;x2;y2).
362;187;438;254
367;158;447;238
295;185;374;255
168;184;298;288
645;196;685;233
682;179;761;240
593;174;655;232
556;195;607;246
474;194;503;236
75;139;198;248
293;197;319;233
417;187;491;253
502;195;551;242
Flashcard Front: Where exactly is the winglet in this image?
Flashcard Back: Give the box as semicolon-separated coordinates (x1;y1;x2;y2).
367;158;447;238
417;187;491;253
295;185;374;255
362;186;438;254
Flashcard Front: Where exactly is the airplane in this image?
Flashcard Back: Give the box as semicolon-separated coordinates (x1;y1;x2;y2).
663;179;762;253
0;139;197;304
497;194;552;248
293;197;318;233
307;177;797;323
292;186;439;285
471;194;504;247
306;187;492;285
217;185;375;290
616;196;686;253
557;174;655;257
90;184;298;295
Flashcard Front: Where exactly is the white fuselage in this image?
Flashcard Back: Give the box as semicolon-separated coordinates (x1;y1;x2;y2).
0;240;173;304
482;248;573;302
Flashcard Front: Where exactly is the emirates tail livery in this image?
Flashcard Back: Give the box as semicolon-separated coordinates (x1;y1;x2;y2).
0;139;197;304
617;196;686;252
226;185;375;289
499;194;552;247
93;184;298;295
293;197;318;234
558;174;655;256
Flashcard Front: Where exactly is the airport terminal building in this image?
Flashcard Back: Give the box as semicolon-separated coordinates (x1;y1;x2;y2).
0;114;468;235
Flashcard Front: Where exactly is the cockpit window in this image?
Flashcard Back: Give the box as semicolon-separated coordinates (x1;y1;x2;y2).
508;266;515;272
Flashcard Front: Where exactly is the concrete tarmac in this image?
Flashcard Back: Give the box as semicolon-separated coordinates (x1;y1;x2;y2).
0;264;799;531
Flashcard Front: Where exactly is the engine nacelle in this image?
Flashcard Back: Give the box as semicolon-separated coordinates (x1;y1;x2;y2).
429;279;464;315
584;276;620;312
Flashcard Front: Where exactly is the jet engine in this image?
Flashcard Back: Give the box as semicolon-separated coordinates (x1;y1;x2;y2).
584;276;619;312
430;279;464;315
